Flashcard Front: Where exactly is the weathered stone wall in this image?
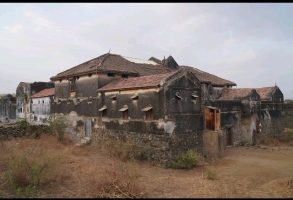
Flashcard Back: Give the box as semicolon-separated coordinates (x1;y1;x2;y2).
283;110;293;128
91;119;203;168
260;109;284;137
0;123;51;140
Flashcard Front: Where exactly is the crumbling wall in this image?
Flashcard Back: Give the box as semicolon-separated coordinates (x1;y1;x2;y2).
283;109;293;129
90;117;203;168
0;123;51;140
260;109;284;137
203;130;224;158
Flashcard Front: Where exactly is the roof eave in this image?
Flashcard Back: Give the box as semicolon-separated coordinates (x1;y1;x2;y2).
97;85;160;93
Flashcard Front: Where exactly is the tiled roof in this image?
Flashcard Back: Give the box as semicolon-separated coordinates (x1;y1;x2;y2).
182;66;236;87
50;53;172;80
30;88;55;98
255;86;275;100
218;88;255;100
97;73;171;92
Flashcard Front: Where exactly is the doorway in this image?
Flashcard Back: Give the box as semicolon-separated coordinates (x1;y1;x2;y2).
226;128;233;146
85;119;92;137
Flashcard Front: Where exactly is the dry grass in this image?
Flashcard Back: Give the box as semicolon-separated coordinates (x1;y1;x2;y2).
102;136;145;162
1;127;293;198
206;166;218;180
91;162;146;198
258;136;281;146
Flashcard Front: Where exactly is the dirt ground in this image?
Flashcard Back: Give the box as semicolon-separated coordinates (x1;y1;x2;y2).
1;133;293;198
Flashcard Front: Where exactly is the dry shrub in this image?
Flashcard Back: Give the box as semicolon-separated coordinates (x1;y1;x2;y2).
59;133;74;146
71;144;95;157
94;162;146;198
7;149;62;187
4;135;65;188
276;130;293;145
206;166;218;180
258;136;281;146
103;136;145;162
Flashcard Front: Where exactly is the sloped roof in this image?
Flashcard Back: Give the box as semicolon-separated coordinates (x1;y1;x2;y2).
182;66;236;87
17;82;32;88
148;57;162;64
30;88;55;98
218;88;255;100
50;53;172;80
254;86;275;100
97;73;172;92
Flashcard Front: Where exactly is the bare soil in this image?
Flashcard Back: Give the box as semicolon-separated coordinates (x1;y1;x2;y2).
1;132;293;198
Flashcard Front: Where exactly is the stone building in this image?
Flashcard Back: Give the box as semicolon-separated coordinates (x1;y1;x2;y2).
30;88;55;124
49;52;239;166
216;88;261;145
0;94;16;122
16;82;54;120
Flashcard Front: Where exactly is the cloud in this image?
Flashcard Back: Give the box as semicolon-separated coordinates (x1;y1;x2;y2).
4;24;22;34
0;3;292;99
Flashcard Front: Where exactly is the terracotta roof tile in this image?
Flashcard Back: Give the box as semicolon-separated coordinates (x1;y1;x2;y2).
50;53;172;80
254;86;275;100
218;88;255;100
97;73;171;92
30;88;55;98
182;66;236;87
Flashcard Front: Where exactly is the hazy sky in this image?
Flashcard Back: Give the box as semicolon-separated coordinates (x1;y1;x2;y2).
1;3;293;98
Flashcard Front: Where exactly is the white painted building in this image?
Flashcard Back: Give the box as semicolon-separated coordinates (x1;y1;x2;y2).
30;88;55;124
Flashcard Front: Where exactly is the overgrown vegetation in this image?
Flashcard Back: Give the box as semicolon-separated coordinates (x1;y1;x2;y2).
0;135;64;198
47;114;67;141
172;150;203;169
235;141;246;147
16;118;30;129
206;166;218;180
93;162;146;198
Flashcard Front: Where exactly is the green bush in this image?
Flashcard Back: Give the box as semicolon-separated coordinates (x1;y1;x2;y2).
16;118;30;129
172;150;203;169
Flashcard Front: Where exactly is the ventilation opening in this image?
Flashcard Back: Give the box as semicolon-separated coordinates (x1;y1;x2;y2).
110;95;117;101
175;92;182;100
145;110;153;120
131;93;138;100
122;110;128;119
102;109;107;117
88;73;92;77
108;73;115;77
122;74;128;78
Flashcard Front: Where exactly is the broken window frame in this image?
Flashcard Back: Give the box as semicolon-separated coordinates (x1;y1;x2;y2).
69;77;76;92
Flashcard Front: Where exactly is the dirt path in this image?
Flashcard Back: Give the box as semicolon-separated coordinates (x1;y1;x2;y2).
1;135;293;198
137;145;293;198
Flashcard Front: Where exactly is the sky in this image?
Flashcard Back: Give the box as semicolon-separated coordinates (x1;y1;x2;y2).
1;3;293;99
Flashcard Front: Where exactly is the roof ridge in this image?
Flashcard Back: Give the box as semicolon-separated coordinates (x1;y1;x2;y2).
56;53;108;76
